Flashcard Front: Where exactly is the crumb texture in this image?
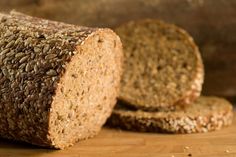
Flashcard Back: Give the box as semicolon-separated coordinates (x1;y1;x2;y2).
108;96;233;133
0;12;122;148
116;19;204;110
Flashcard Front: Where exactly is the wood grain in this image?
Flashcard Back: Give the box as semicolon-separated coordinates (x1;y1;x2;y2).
0;111;235;157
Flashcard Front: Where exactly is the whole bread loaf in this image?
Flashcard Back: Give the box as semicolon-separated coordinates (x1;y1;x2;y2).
108;96;233;133
0;12;123;149
115;19;204;110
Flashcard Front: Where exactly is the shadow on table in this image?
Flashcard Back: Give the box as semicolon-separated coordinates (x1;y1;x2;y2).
0;138;57;157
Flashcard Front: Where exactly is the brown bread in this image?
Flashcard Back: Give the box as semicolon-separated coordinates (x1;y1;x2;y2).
115;19;204;110
108;97;233;133
0;12;123;149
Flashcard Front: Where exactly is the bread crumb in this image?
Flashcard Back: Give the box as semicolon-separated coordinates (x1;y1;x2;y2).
225;150;230;153
184;146;190;150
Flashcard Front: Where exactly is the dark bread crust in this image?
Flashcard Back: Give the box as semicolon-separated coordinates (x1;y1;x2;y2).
0;12;123;149
108;97;233;133
116;19;204;110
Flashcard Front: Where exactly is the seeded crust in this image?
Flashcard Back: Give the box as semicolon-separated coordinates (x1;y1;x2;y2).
108;97;233;133
0;12;123;149
116;19;204;110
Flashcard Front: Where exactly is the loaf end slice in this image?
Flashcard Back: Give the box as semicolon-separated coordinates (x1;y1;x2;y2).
116;19;204;110
107;96;233;133
48;29;123;149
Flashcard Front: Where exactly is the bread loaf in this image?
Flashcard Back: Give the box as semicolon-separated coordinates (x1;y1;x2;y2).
108;97;233;133
0;12;123;149
115;19;204;110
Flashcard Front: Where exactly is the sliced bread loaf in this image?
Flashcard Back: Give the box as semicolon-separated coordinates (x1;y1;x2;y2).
0;12;123;149
115;19;204;110
107;96;233;133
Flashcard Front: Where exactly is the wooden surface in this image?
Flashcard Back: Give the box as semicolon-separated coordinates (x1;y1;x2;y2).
0;112;235;157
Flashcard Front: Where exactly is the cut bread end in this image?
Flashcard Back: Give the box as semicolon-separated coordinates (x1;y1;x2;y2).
47;29;123;149
116;19;204;110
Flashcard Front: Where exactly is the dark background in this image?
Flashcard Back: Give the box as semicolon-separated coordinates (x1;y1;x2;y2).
1;0;236;103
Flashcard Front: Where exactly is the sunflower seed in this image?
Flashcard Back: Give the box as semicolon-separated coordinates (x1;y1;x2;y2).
43;44;50;53
14;37;22;45
19;62;27;69
6;35;15;42
34;47;41;53
25;63;31;72
0;48;10;55
6;50;15;57
46;69;57;76
5;40;15;48
45;54;57;60
19;56;29;63
15;52;25;58
34;64;39;73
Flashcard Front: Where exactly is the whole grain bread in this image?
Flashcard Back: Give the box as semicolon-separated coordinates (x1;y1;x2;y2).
0;11;123;149
115;19;204;110
107;96;233;133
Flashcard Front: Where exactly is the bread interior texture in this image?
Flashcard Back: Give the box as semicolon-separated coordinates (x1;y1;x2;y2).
48;31;121;149
117;20;203;109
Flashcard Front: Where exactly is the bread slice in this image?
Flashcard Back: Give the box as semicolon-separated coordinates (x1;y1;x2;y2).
115;19;204;110
0;12;123;149
107;97;233;133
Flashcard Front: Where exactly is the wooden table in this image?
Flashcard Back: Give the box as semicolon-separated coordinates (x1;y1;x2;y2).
0;112;235;157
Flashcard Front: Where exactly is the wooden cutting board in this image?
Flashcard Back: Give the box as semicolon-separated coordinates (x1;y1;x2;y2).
0;112;235;157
